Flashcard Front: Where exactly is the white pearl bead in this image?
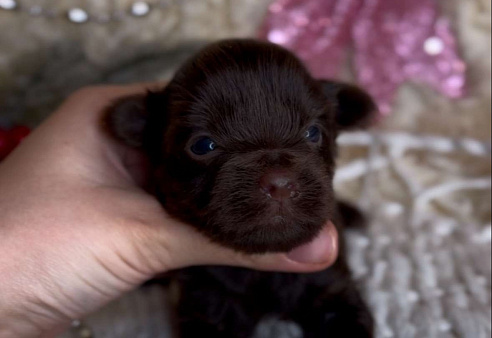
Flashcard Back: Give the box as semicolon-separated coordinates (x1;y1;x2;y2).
0;0;16;10
68;8;89;23
424;37;445;56
131;1;150;16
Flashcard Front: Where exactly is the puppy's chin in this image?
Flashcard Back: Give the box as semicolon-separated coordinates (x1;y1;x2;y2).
204;216;328;254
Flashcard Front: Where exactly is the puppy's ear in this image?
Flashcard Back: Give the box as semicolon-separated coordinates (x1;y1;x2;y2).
318;80;378;130
105;94;148;147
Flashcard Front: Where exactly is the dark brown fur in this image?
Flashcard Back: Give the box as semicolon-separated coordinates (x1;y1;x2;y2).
106;39;376;338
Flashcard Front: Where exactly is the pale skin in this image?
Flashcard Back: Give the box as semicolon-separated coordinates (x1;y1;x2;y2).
0;84;338;337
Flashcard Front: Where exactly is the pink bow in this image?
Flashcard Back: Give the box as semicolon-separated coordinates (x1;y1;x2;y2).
259;0;466;115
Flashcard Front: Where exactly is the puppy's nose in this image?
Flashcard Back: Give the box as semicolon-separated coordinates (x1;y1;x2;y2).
259;169;299;200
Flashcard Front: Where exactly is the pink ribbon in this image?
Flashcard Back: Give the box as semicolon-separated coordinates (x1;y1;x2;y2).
259;0;466;115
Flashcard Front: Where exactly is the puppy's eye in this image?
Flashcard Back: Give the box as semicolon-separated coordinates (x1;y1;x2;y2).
305;126;322;143
191;137;217;155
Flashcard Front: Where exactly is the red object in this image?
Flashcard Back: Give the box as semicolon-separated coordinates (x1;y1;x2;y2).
9;125;31;146
0;125;31;161
0;128;15;161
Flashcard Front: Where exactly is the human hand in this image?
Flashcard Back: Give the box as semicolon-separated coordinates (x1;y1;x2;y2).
0;84;338;337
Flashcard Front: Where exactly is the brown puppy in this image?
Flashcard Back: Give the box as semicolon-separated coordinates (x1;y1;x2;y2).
106;39;376;338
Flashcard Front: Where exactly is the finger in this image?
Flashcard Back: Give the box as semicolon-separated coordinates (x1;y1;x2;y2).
56;82;167;119
143;213;339;274
207;222;339;273
9;84;167;187
27;82;167;146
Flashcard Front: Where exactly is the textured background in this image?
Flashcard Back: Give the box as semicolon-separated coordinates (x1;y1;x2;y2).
0;0;490;337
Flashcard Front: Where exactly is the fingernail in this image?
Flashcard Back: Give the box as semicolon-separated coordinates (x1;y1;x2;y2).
287;222;338;265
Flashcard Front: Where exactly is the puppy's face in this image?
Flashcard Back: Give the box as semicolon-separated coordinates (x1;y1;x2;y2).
108;40;376;254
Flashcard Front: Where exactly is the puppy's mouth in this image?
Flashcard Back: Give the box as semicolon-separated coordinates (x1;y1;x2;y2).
287;221;338;264
205;158;333;253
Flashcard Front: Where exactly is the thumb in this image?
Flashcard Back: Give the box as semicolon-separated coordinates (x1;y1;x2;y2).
152;218;339;274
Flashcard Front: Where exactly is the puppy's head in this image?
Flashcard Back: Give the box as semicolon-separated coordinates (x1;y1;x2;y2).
107;40;376;254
